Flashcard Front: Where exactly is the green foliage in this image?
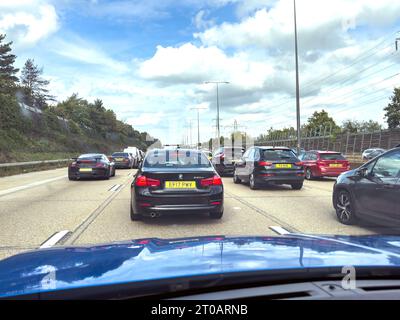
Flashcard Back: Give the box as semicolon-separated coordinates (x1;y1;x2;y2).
341;119;383;133
384;87;400;129
0;34;19;94
302;110;340;136
20;58;54;108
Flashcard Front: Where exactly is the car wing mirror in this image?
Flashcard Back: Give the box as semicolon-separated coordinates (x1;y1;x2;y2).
357;167;368;177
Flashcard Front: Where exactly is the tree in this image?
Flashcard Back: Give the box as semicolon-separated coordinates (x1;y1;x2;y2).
20;58;54;108
384;87;400;129
302;109;340;136
0;34;19;94
359;120;383;132
341;120;382;133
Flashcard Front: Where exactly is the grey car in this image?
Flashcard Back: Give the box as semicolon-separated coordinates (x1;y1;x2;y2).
362;148;386;160
333;147;400;226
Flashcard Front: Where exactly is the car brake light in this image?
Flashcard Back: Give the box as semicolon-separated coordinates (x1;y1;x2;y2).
220;154;225;160
201;175;223;187
135;175;160;187
295;162;303;166
211;201;221;205
259;161;272;166
95;162;106;168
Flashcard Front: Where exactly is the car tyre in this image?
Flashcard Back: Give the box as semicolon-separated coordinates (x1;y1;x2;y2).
305;168;314;180
209;210;223;219
130;204;143;221
335;190;357;225
291;183;303;190
104;168;110;180
249;174;258;190
68;171;76;181
233;170;241;184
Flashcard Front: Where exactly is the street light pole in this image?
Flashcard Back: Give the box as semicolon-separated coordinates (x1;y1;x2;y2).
190;106;207;150
197;109;200;149
204;81;229;145
294;0;301;155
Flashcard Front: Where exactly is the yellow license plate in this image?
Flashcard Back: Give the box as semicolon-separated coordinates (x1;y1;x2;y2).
329;164;342;168
275;164;292;169
165;181;196;189
115;158;124;161
79;168;92;172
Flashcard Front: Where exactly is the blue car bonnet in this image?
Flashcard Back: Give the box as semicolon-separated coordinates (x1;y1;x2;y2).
1;234;400;298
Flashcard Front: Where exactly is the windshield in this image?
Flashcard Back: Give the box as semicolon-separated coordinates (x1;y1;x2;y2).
144;150;211;168
262;150;298;161
319;153;346;160
1;0;400;300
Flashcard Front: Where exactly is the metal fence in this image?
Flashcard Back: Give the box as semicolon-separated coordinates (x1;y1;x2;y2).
257;128;400;155
0;159;70;168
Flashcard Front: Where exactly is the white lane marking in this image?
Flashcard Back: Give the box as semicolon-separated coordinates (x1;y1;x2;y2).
109;184;122;192
0;175;67;197
269;226;292;235
40;230;70;249
233;207;241;210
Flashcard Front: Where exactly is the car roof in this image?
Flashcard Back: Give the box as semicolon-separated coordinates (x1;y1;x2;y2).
257;146;292;150
79;153;103;157
149;148;203;153
308;150;342;154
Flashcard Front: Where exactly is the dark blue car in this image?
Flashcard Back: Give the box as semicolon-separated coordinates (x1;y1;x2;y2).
2;235;400;299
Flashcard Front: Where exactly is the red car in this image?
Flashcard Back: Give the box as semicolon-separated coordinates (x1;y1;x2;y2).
300;151;350;180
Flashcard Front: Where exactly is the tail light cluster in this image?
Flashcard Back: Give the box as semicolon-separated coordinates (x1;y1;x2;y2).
258;161;272;166
135;176;161;187
200;175;223;187
95;162;107;168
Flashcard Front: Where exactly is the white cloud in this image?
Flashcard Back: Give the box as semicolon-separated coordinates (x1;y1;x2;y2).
51;38;130;74
193;10;216;30
195;0;400;52
138;43;274;90
0;1;59;46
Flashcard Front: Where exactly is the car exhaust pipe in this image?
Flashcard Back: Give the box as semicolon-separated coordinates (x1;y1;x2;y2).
150;212;158;218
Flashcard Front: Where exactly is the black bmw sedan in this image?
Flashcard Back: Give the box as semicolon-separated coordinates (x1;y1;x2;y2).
333;147;400;226
68;153;116;180
130;148;223;221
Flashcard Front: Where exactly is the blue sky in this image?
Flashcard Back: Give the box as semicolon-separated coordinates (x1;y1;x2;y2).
1;0;400;144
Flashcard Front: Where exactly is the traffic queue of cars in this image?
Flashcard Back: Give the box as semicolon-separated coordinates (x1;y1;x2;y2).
67;147;145;181
68;145;399;230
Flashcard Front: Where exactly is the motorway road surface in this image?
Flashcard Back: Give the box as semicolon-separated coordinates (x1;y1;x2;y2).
0;167;398;260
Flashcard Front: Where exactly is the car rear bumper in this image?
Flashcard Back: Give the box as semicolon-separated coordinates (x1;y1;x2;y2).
115;163;131;168
132;187;223;215
139;204;223;217
214;163;234;174
255;174;305;185
318;168;349;177
70;168;108;178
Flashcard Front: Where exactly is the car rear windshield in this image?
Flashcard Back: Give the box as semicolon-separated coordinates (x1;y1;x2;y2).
112;153;129;157
144;150;211;168
262;149;298;161
319;153;346;160
78;154;102;161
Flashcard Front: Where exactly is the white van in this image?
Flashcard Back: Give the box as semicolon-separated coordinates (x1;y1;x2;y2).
124;147;140;168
